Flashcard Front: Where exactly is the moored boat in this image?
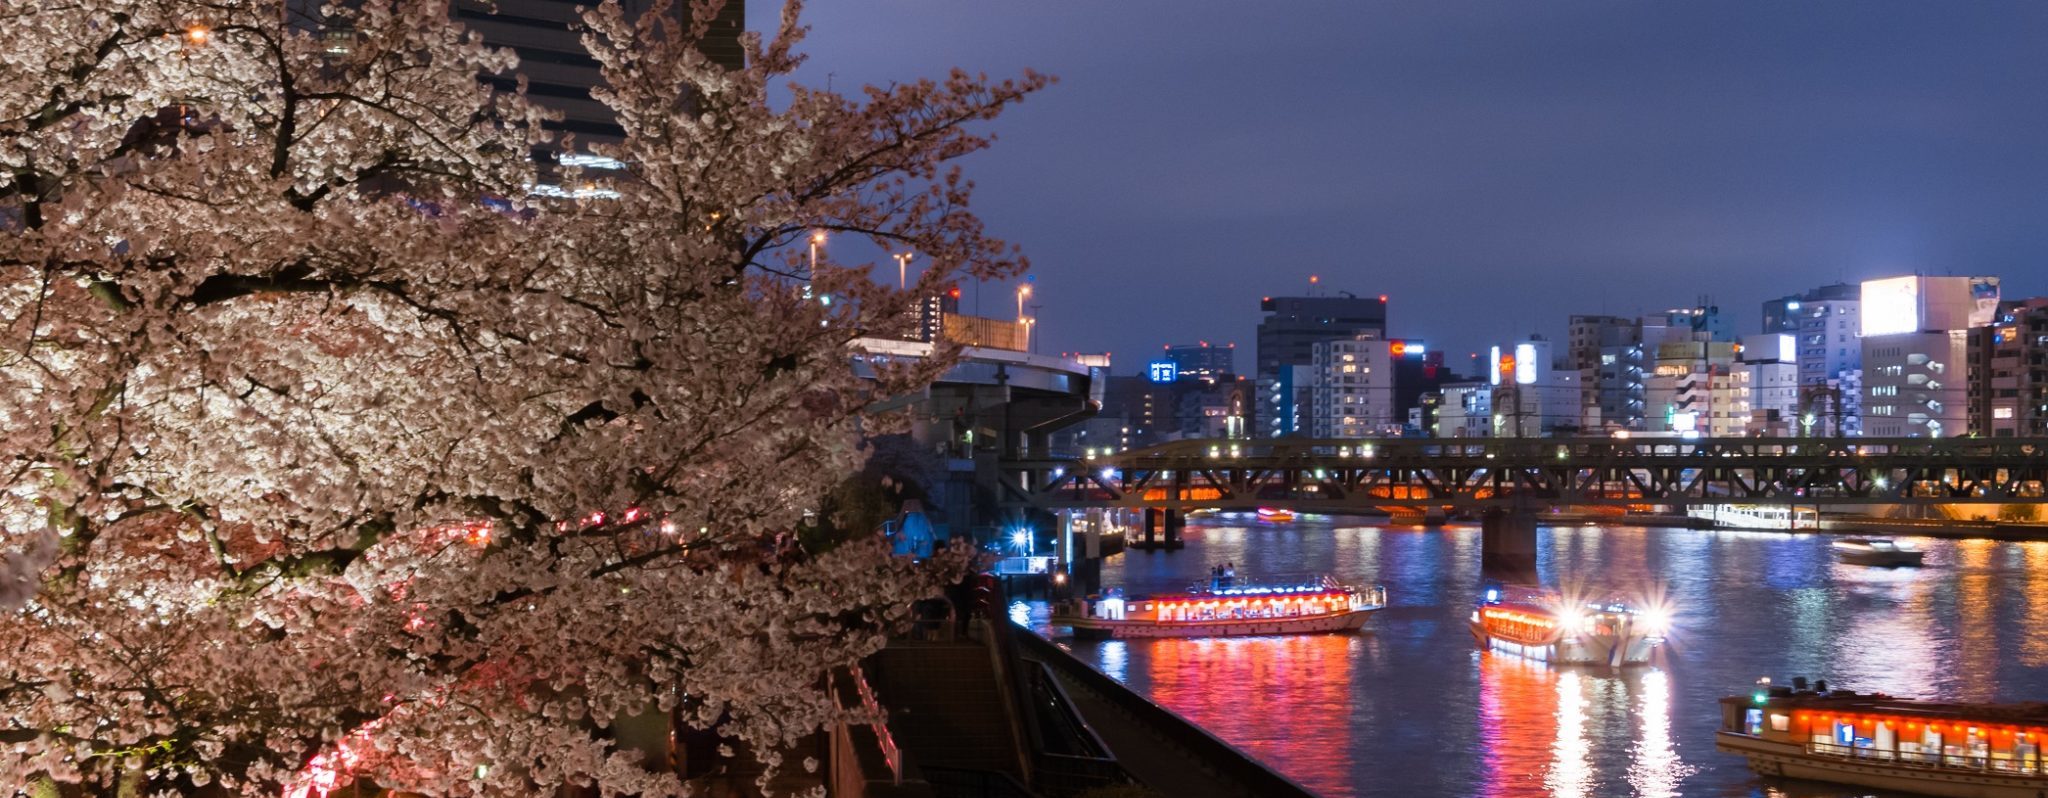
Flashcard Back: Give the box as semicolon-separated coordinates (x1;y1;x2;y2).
1054;572;1385;640
1718;677;2048;797
1468;585;1669;667
1687;504;1820;530
1833;537;1925;567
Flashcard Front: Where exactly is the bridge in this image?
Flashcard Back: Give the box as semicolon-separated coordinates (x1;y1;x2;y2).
1003;437;2048;511
1000;437;2048;565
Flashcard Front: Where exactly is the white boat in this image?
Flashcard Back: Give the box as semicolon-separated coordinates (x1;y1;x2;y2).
1054;573;1385;640
1688;504;1819;530
1832;538;1925;567
1719;678;2048;797
1469;585;1670;667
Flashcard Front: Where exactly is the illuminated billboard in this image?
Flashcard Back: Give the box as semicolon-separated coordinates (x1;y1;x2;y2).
1861;276;1921;337
1147;359;1178;384
1489;346;1503;386
1514;343;1538;385
1389;340;1426;359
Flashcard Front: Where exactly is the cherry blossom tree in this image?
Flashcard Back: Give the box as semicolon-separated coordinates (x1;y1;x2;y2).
0;0;1048;794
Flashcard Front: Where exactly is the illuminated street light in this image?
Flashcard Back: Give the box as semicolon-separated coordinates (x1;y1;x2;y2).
1016;282;1032;320
894;252;913;289
185;25;211;45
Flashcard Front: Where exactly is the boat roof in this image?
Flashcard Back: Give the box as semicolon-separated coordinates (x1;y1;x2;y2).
1729;689;2048;725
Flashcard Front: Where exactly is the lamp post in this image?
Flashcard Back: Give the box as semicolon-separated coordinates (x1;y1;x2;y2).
808;230;826;272
1016;283;1032;321
894;252;913;290
1022;316;1036;354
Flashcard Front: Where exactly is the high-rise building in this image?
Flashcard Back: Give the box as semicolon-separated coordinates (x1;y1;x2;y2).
1859;275;2000;437
1160;343;1237;384
453;0;746;145
1256;294;1388;438
1310;334;1395;438
1764;284;1864;434
1967;298;2048;437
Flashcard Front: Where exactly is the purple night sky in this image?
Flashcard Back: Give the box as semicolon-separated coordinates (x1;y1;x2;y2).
761;1;2048;376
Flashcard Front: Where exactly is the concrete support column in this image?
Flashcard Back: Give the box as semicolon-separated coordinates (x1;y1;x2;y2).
1164;509;1185;549
1143;508;1160;548
1481;506;1538;581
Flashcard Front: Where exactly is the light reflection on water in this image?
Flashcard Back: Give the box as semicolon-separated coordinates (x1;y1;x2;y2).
1029;517;2047;797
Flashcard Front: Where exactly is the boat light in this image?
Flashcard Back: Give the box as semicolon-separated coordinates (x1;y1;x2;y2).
1752;691;1768;705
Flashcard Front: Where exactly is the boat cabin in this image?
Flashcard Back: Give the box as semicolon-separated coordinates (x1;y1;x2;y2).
1724;686;2048;775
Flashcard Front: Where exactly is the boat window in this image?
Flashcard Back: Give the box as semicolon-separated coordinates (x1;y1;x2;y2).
1745;708;1763;736
1769;713;1789;732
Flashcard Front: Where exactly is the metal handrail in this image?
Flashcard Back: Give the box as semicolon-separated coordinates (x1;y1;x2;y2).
1805;741;2045;777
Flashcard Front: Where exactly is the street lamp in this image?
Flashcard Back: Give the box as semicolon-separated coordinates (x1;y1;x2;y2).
808;230;826;273
1022;316;1036;353
1016;283;1032;321
894;252;913;289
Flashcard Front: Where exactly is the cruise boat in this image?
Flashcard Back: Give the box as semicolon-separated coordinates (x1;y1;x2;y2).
1687;504;1820;530
1054;573;1385;640
1468;586;1669;666
1833;537;1925;567
1255;507;1296;523
1719;677;2048;797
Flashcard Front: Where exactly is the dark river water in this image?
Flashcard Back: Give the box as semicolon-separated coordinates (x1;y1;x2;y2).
1017;514;2048;798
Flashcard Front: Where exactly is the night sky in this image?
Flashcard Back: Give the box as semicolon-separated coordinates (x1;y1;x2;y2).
761;2;2048;377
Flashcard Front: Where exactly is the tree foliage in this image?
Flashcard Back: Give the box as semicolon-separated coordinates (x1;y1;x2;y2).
0;0;1047;794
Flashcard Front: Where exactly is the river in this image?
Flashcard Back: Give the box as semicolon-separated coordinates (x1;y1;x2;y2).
1017;514;2048;798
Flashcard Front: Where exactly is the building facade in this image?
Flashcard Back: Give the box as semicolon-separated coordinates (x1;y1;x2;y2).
1741;334;1800;436
1967;298;2048;437
1858;275;1999;437
1488;338;1583;437
1310;334;1395;438
1433;381;1494;438
1766;284;1865;435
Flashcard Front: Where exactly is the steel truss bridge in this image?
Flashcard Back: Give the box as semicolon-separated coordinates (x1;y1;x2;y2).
1001;437;2048;511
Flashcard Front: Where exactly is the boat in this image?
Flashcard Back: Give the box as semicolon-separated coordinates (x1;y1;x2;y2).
1832;537;1925;567
1053;572;1385;640
1718;677;2048;797
1468;585;1669;666
1687;504;1820;530
1255;507;1296;523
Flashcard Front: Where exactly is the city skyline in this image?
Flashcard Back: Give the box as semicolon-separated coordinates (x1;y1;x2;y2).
778;1;2048;373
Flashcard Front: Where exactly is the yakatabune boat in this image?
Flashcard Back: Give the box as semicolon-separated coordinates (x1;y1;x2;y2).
1468;585;1669;666
1719;677;2048;798
1054;573;1385;640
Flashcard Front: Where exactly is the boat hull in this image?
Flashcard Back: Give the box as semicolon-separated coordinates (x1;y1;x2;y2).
1718;732;2048;798
1064;606;1377;639
1836;550;1926;567
1469;620;1657;666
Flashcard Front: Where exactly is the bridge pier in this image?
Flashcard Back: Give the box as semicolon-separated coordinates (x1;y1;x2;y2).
1133;508;1185;551
1481;506;1538;581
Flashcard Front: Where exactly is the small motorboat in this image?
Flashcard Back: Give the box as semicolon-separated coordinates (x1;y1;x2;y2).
1255;507;1296;523
1832;538;1924;567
